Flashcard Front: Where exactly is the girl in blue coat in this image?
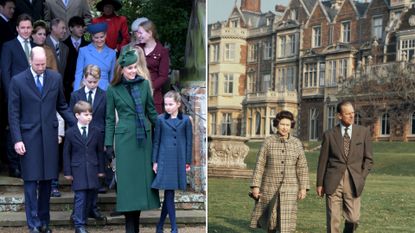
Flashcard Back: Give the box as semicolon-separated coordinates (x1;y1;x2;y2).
152;91;193;233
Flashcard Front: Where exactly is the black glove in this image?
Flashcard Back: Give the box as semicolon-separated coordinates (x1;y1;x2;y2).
106;146;115;159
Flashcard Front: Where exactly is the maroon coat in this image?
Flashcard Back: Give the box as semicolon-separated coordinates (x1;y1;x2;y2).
140;42;169;114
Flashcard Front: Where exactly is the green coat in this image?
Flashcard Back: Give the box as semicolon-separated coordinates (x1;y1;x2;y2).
105;79;160;212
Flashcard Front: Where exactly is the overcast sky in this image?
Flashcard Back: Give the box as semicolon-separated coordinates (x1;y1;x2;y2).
208;0;289;24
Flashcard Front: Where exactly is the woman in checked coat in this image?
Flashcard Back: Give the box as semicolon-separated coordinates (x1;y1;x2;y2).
250;110;310;233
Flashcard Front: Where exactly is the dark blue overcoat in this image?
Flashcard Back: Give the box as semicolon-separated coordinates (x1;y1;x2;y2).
70;87;106;131
8;68;76;181
151;112;193;191
63;126;105;191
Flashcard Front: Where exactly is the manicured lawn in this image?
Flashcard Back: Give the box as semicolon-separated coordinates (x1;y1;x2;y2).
208;142;415;233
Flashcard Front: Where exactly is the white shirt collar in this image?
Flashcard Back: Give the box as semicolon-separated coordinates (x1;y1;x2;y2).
71;36;81;44
77;122;88;132
0;13;8;22
30;68;43;79
340;124;352;138
17;35;29;43
50;35;59;47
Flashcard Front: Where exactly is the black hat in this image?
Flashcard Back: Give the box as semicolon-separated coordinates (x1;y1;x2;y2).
96;0;122;12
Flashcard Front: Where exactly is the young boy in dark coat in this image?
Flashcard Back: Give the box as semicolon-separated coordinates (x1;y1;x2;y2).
63;100;105;233
70;64;108;221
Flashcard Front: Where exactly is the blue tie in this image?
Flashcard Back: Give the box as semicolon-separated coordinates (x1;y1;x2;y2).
35;75;43;93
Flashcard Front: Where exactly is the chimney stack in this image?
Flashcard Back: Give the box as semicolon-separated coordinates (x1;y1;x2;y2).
241;0;261;13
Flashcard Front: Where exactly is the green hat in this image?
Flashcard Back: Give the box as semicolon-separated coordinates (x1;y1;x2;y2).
118;50;138;67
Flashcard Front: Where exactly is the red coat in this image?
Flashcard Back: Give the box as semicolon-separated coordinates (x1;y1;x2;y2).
92;14;130;51
140;42;169;114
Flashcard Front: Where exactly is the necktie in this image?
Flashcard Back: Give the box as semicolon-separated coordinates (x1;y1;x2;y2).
87;90;93;105
35;75;43;93
55;43;60;61
74;41;79;51
81;126;87;140
344;127;351;157
24;39;30;60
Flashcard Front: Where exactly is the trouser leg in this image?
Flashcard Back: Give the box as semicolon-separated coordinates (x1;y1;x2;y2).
24;181;41;229
38;180;52;227
73;190;87;228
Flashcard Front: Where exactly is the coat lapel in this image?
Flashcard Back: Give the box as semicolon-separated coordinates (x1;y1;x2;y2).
163;112;184;129
93;88;104;112
333;125;347;160
349;126;359;158
25;69;42;98
114;85;136;111
41;70;53;100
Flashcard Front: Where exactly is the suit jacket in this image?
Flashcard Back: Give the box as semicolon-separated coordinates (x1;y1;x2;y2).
63;125;105;190
44;0;91;25
8;68;76;181
1;38;34;99
45;36;69;76
151;112;193;191
317;124;374;197
74;43;116;91
63;36;89;94
69;86;106;131
13;0;44;22
0;17;16;55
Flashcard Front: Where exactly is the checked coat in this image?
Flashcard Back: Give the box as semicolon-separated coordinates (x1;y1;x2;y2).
250;134;309;232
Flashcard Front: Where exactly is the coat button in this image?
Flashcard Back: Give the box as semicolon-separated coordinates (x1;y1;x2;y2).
282;150;284;153
281;171;284;174
281;161;284;164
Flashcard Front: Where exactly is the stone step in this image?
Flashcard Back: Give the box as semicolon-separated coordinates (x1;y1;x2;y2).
0;209;206;227
208;167;253;179
0;190;205;212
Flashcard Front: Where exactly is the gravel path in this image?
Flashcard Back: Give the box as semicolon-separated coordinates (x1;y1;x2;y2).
0;225;206;233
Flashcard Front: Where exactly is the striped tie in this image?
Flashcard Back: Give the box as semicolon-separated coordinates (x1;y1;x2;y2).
55;43;60;61
344;127;351;157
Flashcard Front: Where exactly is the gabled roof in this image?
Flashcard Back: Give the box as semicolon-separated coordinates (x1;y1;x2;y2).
302;0;318;14
306;0;332;27
355;1;369;17
321;1;338;21
396;7;415;31
333;0;368;21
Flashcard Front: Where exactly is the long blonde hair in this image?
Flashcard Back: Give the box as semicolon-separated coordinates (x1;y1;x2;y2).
111;47;152;92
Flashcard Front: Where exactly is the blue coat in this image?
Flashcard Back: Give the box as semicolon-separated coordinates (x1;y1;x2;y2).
151;112;193;191
1;38;34;98
73;43;116;91
70;87;106;132
8;68;76;181
63;126;105;191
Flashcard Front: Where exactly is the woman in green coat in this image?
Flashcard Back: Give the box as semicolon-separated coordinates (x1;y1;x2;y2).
105;49;159;233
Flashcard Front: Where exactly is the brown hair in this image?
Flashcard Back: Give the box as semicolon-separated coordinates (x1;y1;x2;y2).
139;20;158;41
32;20;48;35
164;90;183;112
111;47;152;91
73;100;92;114
16;13;32;27
273;110;295;128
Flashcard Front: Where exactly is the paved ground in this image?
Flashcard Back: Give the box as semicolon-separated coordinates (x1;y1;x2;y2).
0;225;206;233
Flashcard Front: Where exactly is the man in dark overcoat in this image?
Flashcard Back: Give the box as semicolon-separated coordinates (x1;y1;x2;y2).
1;13;34;178
8;46;76;233
317;101;373;233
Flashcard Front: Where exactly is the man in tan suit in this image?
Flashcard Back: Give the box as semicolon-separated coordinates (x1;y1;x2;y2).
44;0;91;35
317;101;373;233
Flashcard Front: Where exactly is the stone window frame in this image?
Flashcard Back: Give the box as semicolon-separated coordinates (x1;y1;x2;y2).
341;21;351;43
312;25;321;48
380;112;390;136
224;43;235;61
209;73;219;96
210;43;220;63
372;15;383;40
223;73;234;94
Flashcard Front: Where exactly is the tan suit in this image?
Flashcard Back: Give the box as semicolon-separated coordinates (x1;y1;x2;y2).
44;0;91;26
250;134;309;233
317;124;373;232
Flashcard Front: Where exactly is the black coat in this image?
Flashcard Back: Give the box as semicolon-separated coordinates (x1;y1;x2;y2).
63;36;89;95
69;86;106;132
0;17;16;55
63;126;105;191
1;38;35;98
8;68;76;181
13;0;44;22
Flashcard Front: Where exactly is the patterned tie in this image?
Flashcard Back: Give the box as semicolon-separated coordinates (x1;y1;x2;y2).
74;41;79;51
24;39;30;60
55;43;60;61
35;75;43;93
87;90;93;105
81;126;87;140
344;127;351;157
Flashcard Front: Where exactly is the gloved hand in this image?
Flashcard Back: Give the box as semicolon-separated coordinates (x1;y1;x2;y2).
106;146;115;159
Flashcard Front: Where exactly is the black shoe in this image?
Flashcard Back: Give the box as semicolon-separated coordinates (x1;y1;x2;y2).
9;168;21;178
88;210;106;221
40;225;52;233
98;186;107;194
29;228;40;233
75;227;89;233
